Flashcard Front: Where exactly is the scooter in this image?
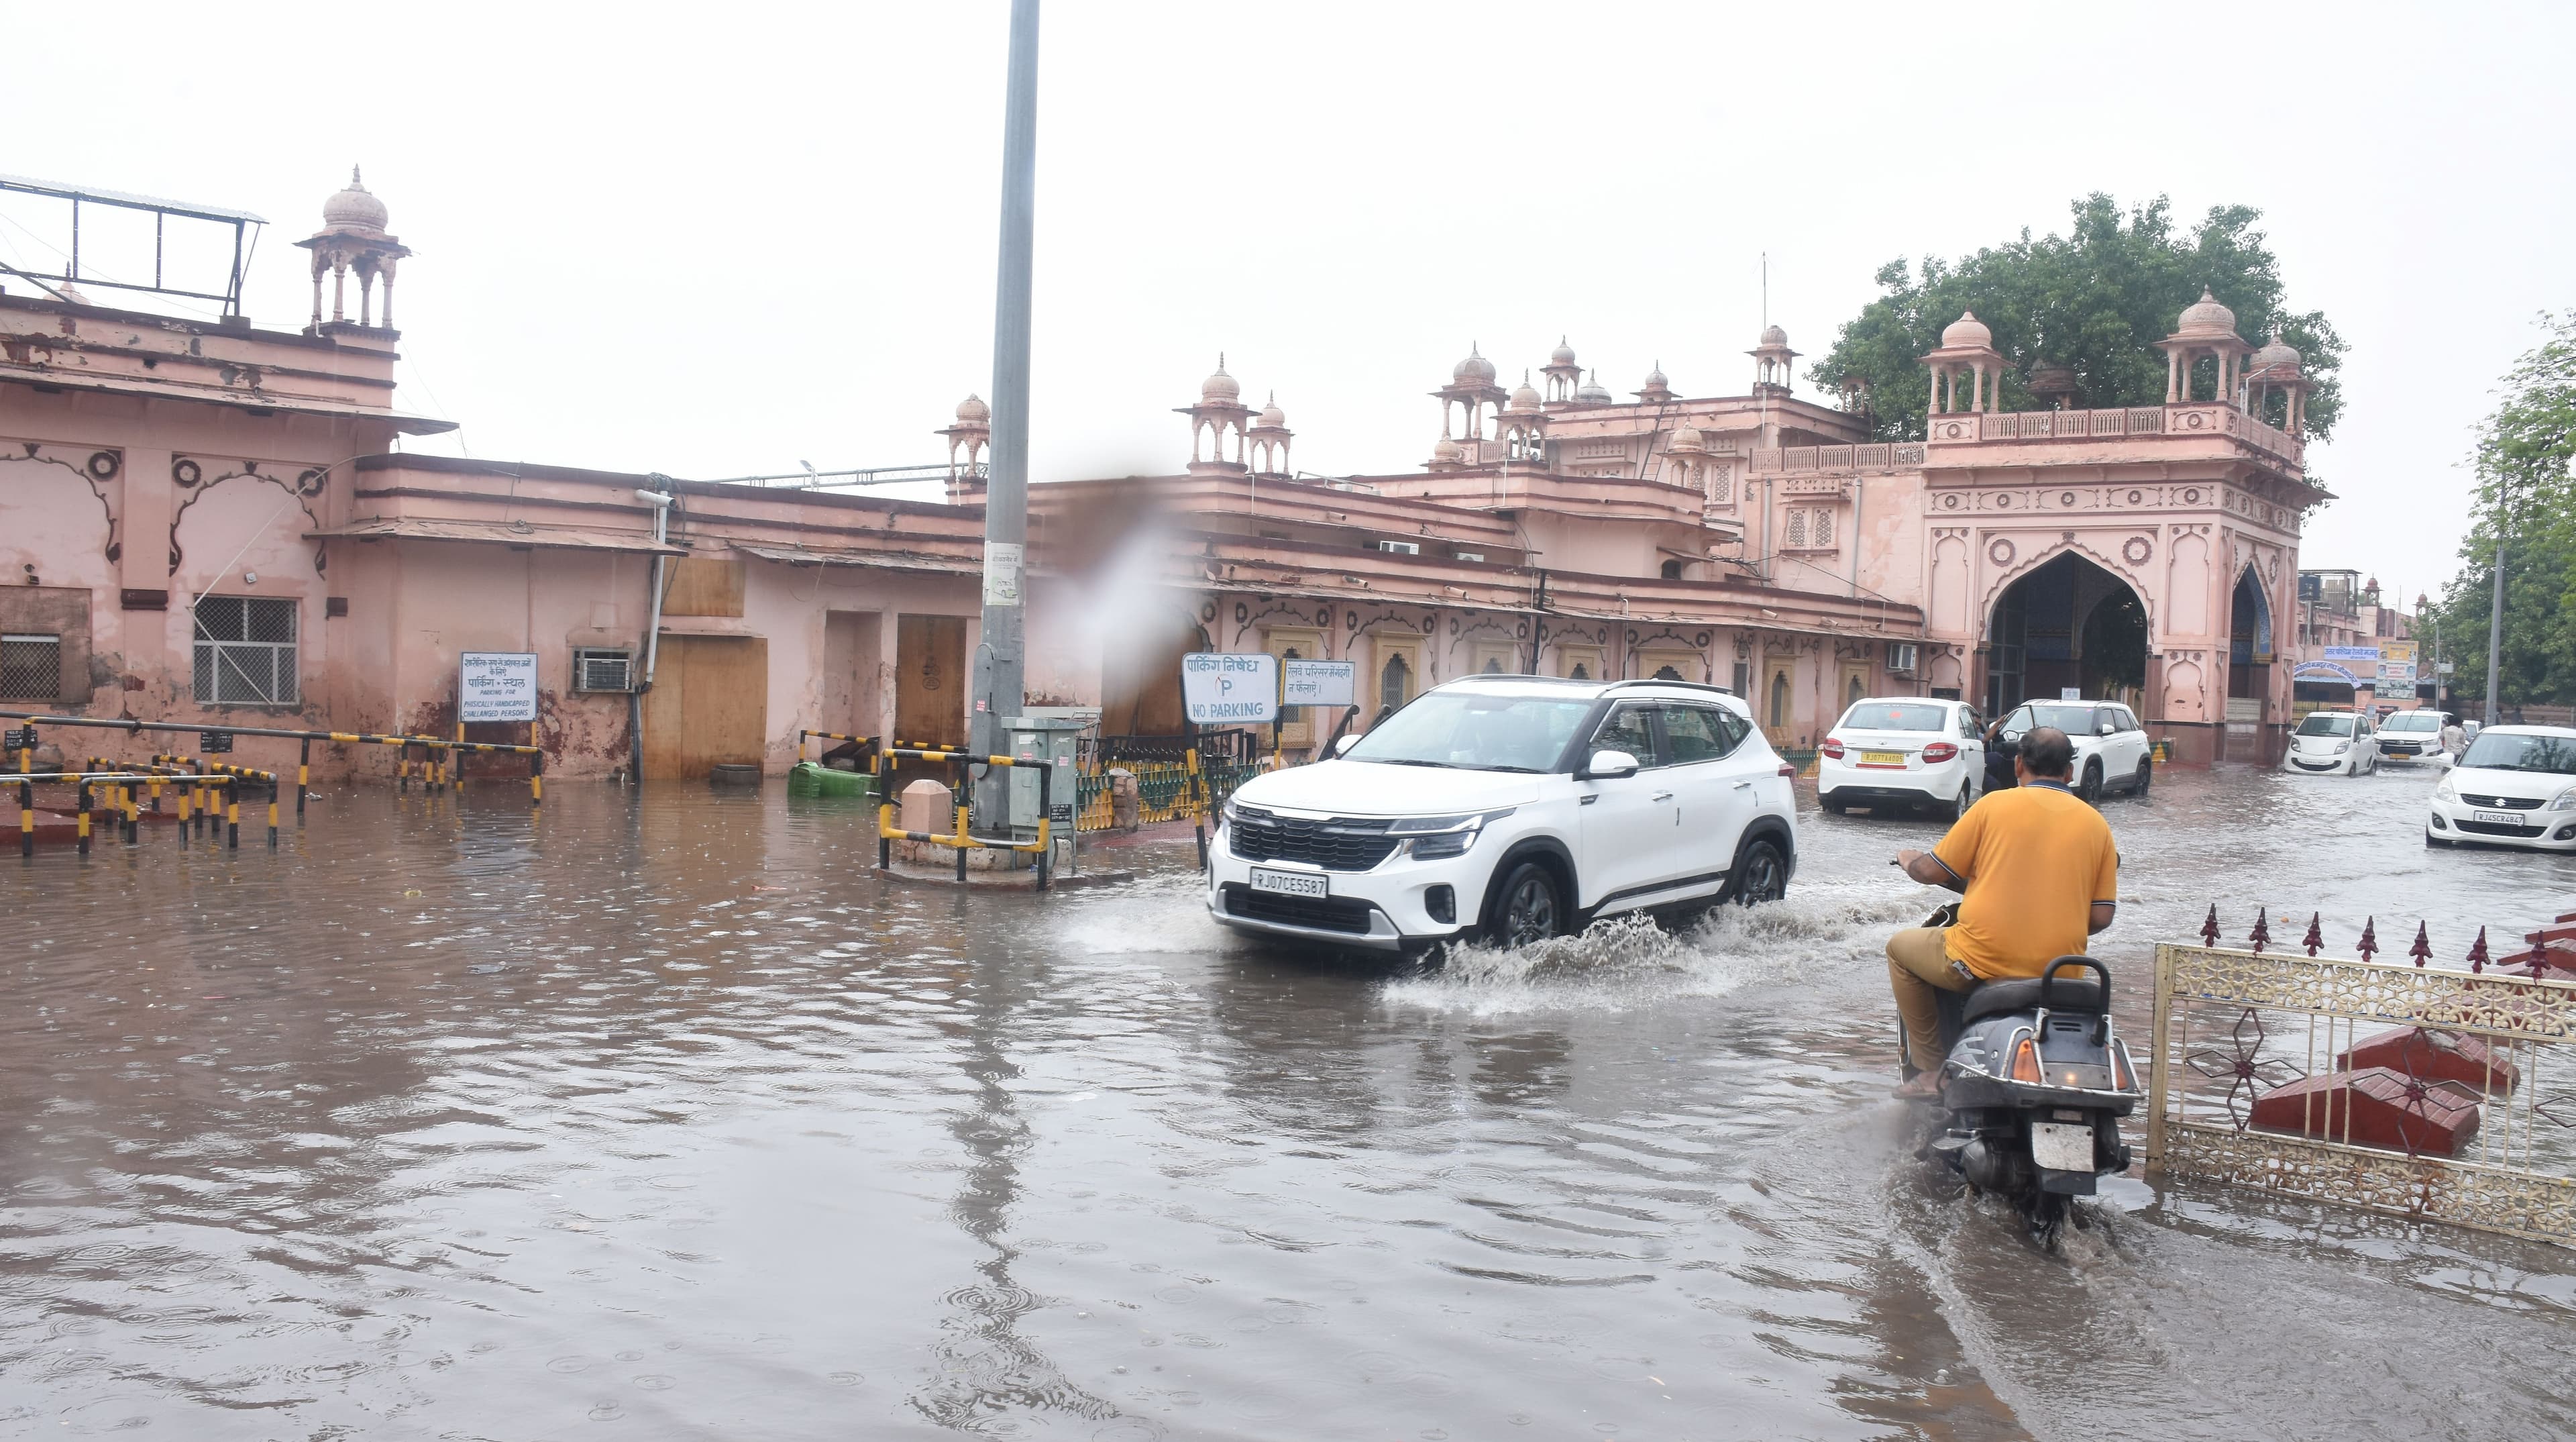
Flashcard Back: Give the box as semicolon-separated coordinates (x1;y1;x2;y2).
1902;929;2143;1247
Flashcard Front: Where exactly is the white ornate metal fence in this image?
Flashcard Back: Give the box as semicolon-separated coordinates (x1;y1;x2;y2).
2147;924;2576;1248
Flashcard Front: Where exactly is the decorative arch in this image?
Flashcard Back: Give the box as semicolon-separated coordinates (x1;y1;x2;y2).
1975;534;2158;634
4;444;123;562
169;458;330;577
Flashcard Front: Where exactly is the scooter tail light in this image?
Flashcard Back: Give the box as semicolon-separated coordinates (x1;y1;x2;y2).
2110;1045;2133;1091
2010;1037;2043;1084
1821;738;1845;760
1923;741;1958;763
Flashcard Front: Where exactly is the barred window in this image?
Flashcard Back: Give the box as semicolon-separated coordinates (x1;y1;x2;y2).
1813;507;1835;547
1709;464;1732;504
0;633;62;701
193;596;299;706
1785;509;1807;548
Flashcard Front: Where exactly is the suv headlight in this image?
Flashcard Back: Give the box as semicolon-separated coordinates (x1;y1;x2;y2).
2435;775;2459;802
1390;808;1515;860
2551;789;2576;812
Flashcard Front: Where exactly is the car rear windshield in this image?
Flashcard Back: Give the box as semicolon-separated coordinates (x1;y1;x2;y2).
2459;732;2576;775
2296;713;2355;737
1839;702;1946;732
1342;692;1596;772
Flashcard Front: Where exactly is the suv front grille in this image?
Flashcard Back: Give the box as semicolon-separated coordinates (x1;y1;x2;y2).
1220;884;1378;935
1228;808;1401;871
2461;793;2543;810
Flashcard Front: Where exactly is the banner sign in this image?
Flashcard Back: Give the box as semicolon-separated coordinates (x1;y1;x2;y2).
460;652;540;723
2321;646;2381;664
2377;639;2418;688
2293;661;2365;685
197;731;234;754
1181;652;1279;724
1282;659;1356;709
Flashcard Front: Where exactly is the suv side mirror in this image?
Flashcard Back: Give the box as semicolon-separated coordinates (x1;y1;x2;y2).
1333;734;1361;756
2097;720;2116;736
1580;748;1642;780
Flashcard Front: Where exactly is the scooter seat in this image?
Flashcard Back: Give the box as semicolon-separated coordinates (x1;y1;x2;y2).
1962;974;2105;1025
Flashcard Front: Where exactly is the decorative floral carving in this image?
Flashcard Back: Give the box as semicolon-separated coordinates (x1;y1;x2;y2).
2124;535;2155;565
1987;537;2017;566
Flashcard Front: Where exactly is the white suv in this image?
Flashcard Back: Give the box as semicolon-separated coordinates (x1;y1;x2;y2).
1996;700;2154;803
1207;676;1799;952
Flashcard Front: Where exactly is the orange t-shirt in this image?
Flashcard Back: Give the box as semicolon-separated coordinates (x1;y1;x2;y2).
1932;782;2119;980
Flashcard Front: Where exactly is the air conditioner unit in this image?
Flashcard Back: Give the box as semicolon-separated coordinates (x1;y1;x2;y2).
573;648;635;692
1885;642;1920;676
1375;539;1421;556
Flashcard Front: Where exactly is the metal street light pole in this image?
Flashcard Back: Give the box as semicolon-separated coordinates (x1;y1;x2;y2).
970;0;1040;832
2483;530;2506;728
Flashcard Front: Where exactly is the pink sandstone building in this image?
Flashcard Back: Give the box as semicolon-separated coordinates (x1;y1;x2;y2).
1;174;2330;780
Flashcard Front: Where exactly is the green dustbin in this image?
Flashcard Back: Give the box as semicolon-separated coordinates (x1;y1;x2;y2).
788;762;877;801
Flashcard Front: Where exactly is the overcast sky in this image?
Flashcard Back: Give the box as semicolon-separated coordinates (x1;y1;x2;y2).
7;3;2568;609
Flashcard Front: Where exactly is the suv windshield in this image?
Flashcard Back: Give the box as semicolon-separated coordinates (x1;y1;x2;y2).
2296;713;2356;737
2383;712;2440;733
1343;691;1595;772
1840;701;1946;731
2460;732;2576;775
2010;703;2098;733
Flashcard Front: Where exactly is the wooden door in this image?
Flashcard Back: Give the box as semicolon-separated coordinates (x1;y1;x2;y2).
895;614;968;749
642;635;769;779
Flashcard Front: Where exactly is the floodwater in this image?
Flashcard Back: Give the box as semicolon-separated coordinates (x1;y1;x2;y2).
3;764;2571;1441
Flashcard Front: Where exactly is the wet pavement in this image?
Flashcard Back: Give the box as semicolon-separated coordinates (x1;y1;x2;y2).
3;764;2571;1440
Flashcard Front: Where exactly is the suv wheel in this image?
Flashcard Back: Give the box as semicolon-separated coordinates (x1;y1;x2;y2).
2078;761;2104;804
1488;860;1564;947
1728;836;1788;907
2133;757;2153;794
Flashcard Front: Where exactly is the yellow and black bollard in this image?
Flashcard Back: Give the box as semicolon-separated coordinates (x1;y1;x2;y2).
297;737;310;819
75;780;91;857
225;782;239;850
17;775;32;858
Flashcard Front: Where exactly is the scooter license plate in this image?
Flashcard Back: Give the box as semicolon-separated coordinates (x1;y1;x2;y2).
1250;866;1328;899
2029;1121;2094;1172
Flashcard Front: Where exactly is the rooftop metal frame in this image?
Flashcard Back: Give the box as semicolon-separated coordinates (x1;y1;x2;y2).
0;174;266;316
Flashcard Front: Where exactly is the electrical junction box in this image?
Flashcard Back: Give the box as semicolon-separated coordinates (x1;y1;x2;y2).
1004;715;1087;847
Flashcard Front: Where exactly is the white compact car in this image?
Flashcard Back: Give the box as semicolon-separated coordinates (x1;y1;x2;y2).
1208;676;1799;952
2426;725;2576;850
1994;700;2154;803
2284;709;2379;776
2375;709;2451;765
1818;697;1986;819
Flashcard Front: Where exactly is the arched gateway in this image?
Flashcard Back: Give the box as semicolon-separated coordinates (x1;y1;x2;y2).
1983;552;2149;715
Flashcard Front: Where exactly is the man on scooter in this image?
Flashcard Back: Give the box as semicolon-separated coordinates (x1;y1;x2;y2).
1884;726;2119;1101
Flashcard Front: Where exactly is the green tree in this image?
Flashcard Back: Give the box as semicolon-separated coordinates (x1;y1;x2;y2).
2428;312;2576;710
1809;194;2345;442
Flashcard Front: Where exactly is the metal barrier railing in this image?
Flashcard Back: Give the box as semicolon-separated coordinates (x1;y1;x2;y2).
2147;915;2576;1247
871;745;1053;890
2;710;543;809
14;772;250;854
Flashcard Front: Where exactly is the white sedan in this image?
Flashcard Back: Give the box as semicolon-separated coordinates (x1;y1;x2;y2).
2427;725;2576;849
2284;710;2379;776
1818;697;1984;819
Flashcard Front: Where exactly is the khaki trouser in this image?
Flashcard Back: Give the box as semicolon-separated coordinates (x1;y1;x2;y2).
1888;926;1978;1073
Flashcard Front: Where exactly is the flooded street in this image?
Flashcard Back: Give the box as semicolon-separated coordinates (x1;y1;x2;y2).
4;766;2571;1440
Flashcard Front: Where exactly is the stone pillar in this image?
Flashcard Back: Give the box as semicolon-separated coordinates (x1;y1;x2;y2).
900;778;955;835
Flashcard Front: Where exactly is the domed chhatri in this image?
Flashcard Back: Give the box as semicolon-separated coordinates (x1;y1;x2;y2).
955;393;991;423
1550;336;1578;366
321;165;390;232
2253;330;2302;372
1575;370;1612;404
1941;310;1993;350
2177;287;2238;336
1255;391;1287;429
1201;354;1241;403
1506;372;1543;413
1666;425;1709;455
1760;323;1788;347
1453;346;1498;386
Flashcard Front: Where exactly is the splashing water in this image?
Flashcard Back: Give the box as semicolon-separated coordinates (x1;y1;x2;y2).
1384;882;1927;1015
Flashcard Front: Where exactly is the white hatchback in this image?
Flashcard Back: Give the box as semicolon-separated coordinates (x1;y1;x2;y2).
2427;725;2576;850
1817;697;1985;819
2284;709;2379;776
1207;676;1799;952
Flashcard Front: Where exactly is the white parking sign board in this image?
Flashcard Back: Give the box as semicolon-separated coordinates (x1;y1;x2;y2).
1181;653;1279;724
1282;659;1355;708
459;652;539;723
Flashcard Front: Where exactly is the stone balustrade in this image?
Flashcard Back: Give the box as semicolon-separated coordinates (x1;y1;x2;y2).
1750;402;2304;476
